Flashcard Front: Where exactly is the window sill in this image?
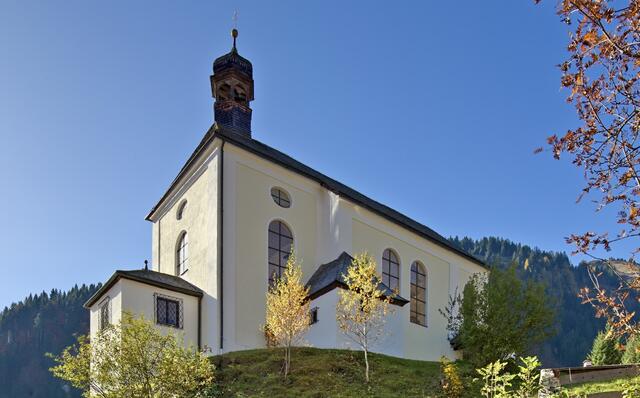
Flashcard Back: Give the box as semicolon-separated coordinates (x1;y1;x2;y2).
156;322;183;330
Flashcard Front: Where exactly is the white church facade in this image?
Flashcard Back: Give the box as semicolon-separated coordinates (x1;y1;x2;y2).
84;30;487;362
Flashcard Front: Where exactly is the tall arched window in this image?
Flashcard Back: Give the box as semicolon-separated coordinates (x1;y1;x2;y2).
268;220;293;286
410;261;427;326
382;249;400;291
176;232;188;275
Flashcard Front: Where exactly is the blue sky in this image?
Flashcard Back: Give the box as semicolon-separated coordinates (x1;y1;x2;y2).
0;1;624;306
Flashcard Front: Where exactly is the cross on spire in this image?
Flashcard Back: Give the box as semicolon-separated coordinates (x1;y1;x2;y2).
232;11;239;50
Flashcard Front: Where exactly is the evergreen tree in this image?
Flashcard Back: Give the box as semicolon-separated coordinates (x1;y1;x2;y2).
623;334;640;364
587;325;622;365
0;284;100;398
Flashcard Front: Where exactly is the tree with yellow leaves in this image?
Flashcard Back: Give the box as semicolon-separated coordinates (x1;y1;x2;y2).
48;313;215;398
336;252;392;383
264;251;311;379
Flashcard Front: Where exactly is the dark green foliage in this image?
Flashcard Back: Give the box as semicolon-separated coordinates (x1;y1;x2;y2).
459;264;555;366
0;284;100;398
450;236;618;367
587;325;622;365
623;334;640;364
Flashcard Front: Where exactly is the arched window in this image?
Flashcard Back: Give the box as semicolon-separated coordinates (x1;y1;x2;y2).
410;261;427;326
176;232;188;275
382;249;400;291
270;187;291;208
176;200;187;220
218;83;231;101
234;84;247;104
268;220;293;286
99;297;111;332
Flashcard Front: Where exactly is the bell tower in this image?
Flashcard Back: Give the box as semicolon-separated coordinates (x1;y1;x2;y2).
211;29;254;137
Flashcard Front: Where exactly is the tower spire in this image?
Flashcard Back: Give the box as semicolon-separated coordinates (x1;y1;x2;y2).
210;24;254;137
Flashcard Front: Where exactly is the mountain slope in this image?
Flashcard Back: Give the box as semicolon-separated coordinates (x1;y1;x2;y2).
450;236;614;367
0;284;100;398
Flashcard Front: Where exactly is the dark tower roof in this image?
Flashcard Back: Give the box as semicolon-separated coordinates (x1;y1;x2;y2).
213;28;253;77
213;50;252;78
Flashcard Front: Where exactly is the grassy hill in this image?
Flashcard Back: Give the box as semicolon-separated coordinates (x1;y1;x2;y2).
211;347;457;398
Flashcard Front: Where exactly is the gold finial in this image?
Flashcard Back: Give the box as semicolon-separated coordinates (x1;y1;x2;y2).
232;10;239;50
232;28;238;50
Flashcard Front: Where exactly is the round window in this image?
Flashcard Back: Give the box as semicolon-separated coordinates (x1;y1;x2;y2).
270;187;291;208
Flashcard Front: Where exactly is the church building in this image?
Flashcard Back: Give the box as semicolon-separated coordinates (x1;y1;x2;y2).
84;30;487;361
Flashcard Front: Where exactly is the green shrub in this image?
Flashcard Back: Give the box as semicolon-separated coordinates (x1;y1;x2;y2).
474;356;542;398
516;356;541;397
476;360;515;398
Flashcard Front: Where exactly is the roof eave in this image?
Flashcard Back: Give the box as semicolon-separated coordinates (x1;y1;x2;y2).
84;271;203;309
307;281;408;307
216;130;488;270
145;125;219;222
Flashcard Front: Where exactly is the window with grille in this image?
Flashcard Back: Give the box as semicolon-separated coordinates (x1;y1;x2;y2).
410;261;427;327
268;220;294;286
99;298;110;331
155;295;182;328
382;249;400;292
270;187;291;208
176;232;188;275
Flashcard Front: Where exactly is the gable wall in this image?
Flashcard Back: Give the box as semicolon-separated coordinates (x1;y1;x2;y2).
150;141;221;351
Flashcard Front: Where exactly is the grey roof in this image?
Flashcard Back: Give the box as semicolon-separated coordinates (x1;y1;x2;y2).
84;269;203;308
146;125;487;270
306;252;409;306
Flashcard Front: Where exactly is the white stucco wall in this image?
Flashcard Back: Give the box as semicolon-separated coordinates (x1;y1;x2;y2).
89;282;122;339
307;288;404;359
119;279;200;348
150;142;221;352
223;145;320;352
307;291;339;349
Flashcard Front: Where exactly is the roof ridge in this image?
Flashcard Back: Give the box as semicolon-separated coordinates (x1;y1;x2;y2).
215;128;487;269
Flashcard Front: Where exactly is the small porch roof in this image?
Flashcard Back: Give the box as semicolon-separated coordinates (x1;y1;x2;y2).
84;269;203;308
306;252;409;306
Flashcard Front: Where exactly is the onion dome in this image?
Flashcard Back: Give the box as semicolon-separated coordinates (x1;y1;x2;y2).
213;29;253;78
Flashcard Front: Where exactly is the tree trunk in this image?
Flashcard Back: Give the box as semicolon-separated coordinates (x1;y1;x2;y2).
284;346;290;379
364;348;369;383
